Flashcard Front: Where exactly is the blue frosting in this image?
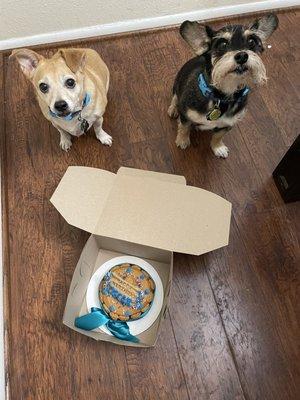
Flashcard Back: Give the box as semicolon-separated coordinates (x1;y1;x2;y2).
104;271;111;281
125;298;132;306
102;287;109;295
107;283;135;307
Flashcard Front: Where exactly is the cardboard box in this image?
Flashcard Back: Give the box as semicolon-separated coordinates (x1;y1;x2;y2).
50;166;231;347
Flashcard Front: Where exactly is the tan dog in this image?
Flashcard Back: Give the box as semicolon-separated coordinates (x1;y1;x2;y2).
11;48;112;151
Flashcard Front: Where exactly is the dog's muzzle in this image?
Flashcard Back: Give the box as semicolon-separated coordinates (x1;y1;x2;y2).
54;100;69;116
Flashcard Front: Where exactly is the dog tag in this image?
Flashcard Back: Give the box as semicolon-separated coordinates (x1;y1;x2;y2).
80;119;90;133
207;106;222;121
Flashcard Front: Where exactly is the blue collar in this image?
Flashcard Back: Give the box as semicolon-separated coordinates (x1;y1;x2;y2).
49;93;91;120
198;73;249;103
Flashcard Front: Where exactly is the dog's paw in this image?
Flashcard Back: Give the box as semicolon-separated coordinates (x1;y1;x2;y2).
96;129;113;147
60;137;72;151
212;144;229;158
168;105;179;119
176;135;190;149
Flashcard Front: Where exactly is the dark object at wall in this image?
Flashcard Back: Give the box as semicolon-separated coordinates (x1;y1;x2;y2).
273;135;300;203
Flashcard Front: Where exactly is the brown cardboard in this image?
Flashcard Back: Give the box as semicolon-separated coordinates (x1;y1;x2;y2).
51;166;231;347
51;166;231;255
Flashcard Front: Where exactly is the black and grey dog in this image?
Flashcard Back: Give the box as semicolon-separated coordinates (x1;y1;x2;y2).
168;14;278;158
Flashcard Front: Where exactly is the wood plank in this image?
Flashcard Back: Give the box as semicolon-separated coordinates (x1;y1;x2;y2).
201;13;300;400
170;255;245;400
136;29;246;399
125;314;190;400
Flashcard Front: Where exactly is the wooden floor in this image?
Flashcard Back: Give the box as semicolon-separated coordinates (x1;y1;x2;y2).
1;10;299;400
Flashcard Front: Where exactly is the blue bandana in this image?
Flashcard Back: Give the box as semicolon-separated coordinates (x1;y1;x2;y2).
198;73;250;103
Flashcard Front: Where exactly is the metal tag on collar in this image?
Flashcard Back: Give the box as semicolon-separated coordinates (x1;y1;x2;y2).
206;100;222;121
78;113;89;133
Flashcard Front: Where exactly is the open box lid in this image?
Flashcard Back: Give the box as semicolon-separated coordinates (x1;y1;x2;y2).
50;166;231;255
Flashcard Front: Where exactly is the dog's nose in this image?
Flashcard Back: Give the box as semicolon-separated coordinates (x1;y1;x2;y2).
54;100;68;112
234;52;249;65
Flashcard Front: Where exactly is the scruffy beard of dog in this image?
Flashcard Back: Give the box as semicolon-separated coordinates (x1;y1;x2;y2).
211;50;267;94
168;14;278;158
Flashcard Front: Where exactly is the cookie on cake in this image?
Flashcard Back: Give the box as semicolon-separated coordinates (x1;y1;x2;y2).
99;263;155;321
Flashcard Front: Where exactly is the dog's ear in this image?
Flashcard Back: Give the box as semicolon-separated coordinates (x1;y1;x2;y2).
59;49;86;73
249;13;278;41
10;48;43;79
180;21;212;55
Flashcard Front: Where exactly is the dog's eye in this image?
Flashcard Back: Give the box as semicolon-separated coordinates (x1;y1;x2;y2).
247;37;256;49
65;78;76;89
39;83;49;93
217;39;228;51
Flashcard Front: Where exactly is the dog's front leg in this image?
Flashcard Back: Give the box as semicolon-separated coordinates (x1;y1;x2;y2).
56;127;72;151
168;94;179;119
94;116;112;147
210;127;231;158
176;117;191;149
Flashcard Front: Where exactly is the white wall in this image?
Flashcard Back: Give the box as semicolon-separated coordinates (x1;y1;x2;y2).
1;0;296;45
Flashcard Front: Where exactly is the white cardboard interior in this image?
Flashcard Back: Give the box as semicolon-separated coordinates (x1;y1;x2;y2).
63;235;172;347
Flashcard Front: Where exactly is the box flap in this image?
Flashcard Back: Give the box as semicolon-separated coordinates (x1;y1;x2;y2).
117;166;186;185
50;166;115;233
52;167;231;255
96;174;231;255
50;166;185;234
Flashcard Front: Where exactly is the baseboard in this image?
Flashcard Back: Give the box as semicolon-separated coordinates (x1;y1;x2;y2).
0;0;299;50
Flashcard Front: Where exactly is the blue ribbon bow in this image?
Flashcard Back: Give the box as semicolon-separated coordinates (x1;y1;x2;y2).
75;307;139;343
